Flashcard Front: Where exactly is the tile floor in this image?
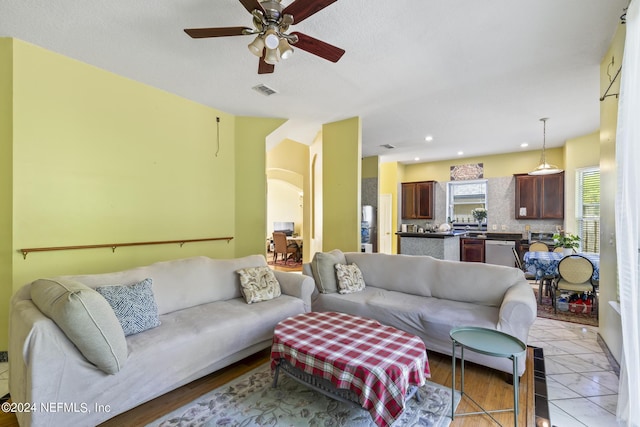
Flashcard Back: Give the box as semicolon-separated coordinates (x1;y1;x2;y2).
0;319;619;426
529;316;619;427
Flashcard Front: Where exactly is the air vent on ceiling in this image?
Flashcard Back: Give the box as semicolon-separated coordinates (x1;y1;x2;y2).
380;144;396;149
252;84;277;96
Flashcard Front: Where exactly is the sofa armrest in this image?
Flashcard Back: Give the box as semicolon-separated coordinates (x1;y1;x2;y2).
9;297;88;427
273;271;315;312
497;283;537;344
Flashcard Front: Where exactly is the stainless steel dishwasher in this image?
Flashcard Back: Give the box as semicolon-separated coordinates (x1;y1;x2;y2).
485;240;516;267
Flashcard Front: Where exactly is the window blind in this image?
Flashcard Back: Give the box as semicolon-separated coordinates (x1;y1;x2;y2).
576;168;600;253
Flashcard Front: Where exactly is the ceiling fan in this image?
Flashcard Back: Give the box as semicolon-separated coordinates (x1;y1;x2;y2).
184;0;345;74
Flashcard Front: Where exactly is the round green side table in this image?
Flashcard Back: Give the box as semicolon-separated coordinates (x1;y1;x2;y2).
450;326;527;426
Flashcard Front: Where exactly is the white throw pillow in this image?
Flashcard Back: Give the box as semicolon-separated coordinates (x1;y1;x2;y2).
335;263;366;294
236;266;282;304
30;278;128;374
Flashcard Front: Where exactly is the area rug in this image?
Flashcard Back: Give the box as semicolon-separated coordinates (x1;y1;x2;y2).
267;259;302;268
147;363;460;427
533;288;598;327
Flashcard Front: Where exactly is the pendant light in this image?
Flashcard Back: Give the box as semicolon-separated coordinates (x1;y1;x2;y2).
529;117;563;175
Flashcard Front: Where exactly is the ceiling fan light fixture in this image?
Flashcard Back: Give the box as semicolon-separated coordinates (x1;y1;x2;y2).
247;35;265;57
264;47;280;65
264;29;280;50
529;117;563;175
278;38;293;59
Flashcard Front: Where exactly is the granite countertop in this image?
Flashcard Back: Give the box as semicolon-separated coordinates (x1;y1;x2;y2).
397;231;524;241
396;231;465;239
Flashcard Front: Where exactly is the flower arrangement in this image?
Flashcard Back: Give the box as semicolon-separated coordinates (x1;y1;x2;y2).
553;232;580;249
471;207;488;222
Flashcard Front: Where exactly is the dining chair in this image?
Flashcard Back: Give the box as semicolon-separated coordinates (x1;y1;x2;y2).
272;232;299;265
551;254;597;315
527;241;554;303
529;241;550;252
553;246;564;253
512;247;535;280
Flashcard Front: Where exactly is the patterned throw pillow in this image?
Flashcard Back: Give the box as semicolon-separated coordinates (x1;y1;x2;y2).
335;263;366;294
236;266;282;304
96;278;161;336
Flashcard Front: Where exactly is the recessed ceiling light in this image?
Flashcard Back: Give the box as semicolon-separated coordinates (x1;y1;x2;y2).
520;142;529;148
425;135;433;142
414;157;420;161
457;151;464;156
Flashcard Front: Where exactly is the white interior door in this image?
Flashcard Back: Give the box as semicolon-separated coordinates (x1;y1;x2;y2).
379;193;392;254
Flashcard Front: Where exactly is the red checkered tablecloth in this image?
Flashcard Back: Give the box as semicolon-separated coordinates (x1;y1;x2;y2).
271;311;430;427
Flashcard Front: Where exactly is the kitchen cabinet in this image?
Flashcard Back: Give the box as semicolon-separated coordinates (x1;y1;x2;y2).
460;238;485;263
514;173;564;219
401;181;435;219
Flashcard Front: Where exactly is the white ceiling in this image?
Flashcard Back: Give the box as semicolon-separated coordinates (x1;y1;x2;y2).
0;0;627;163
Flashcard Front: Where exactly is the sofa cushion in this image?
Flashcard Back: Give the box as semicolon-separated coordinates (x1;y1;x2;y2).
55;255;269;315
335;263;366;294
236;266;282;304
344;252;434;297
310;249;346;293
30;278;128;374
96;278;161;336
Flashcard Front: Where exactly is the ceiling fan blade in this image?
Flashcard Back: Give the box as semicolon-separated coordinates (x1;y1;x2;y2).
258;56;275;74
290;32;345;63
282;0;337;23
239;0;263;14
184;27;252;38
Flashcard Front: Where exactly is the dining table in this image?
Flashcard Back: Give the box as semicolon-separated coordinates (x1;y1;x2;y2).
523;251;600;281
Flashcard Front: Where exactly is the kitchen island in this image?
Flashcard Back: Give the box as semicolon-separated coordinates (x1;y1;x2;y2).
396;231;464;261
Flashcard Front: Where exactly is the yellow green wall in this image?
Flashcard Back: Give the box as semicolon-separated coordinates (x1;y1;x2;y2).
322;117;361;252
401;148;564;182
1;38;280;350
0;39;13;350
235;117;287;257
599;24;625;362
361;156;378;179
563;131;600;234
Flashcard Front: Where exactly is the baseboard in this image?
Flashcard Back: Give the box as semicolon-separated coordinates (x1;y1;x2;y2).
531;346;551;427
597;333;620;377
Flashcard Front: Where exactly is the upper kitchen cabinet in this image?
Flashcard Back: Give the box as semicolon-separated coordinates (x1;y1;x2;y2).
514;172;564;219
402;181;435;219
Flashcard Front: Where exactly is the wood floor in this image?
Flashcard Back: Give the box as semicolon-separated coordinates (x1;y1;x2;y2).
0;347;534;427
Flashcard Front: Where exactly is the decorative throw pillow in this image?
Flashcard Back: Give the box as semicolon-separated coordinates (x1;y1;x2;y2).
30;278;128;374
236;266;281;304
310;249;347;293
335;263;366;294
96;278;161;336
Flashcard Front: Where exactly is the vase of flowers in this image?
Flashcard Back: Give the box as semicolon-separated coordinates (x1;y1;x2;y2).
471;207;488;229
553;232;580;255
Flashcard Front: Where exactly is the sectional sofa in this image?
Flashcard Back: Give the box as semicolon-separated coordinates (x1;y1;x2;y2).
9;254;314;427
304;250;536;376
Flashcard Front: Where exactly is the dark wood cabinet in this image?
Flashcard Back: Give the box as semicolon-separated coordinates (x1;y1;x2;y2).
514;173;564;219
401;183;417;219
460;238;485;262
401;181;435;219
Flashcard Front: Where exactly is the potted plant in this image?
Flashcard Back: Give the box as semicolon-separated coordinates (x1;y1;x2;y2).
553;232;580;255
471;207;488;229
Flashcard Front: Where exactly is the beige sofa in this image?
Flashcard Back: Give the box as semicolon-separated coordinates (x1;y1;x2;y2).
9;255;315;427
304;251;536;376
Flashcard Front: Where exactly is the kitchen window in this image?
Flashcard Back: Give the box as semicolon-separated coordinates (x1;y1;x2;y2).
447;179;488;224
576;167;600;253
